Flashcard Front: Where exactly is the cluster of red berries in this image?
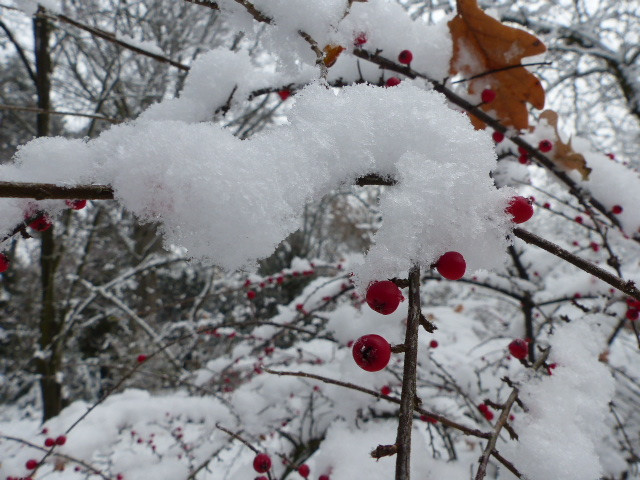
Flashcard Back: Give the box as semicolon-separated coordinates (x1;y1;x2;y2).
244;266;322;300
478;403;494;421
626;298;640;321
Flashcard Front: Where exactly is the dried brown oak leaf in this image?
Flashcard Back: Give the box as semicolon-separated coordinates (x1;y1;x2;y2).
323;44;345;67
448;0;546;130
539;110;591;180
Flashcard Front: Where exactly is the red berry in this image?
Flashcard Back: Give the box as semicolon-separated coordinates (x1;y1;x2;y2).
319;476;331;480
253;453;272;473
385;77;401;87
26;459;38;470
626;309;639;321
492;131;504;143
354;32;367;46
44;437;55;447
543;202;551;209
606;153;615;160
420;414;437;424
508;339;528;359
590;242;600;252
352;334;391;372
517;146;528;155
296;303;304;311
478;404;494;421
29;215;52;232
612;205;623;214
366;280;404;315
429;339;438;348
380;385;392;396
256;477;268;480
41;428;48;434
65;199;87;210
518;154;529;165
276;276;284;284
538;140;553;152
506;196;534;224
575;216;583;224
116;475;124;480
481;88;496;103
398;49;413;64
0;253;9;273
278;90;291;101
136;354;147;363
298;464;310;478
247;290;256;300
436;252;466;280
55;435;66;445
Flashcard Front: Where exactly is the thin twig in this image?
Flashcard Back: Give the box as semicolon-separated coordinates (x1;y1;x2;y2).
0;104;119;122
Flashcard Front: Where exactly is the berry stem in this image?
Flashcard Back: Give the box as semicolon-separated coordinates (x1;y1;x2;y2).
394;265;421;480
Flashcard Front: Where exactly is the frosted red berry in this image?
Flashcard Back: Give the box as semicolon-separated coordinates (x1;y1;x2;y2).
0;253;9;273
352;334;391;372
278;90;291;101
55;435;67;446
626;309;639;321
26;459;38;470
44;437;55;447
506;196;534;224
538;140;553;152
429;339;438;348
136;354;147;363
481;88;496;103
436;252;466;280
366;280;404;315
65;199;87;210
612;205;623;214
247;290;256;300
492;131;504;143
385;77;401;87
253;453;272;473
354;32;367;46
508;339;528;360
380;385;392;396
29;215;52;232
398;49;413;64
298;464;310;478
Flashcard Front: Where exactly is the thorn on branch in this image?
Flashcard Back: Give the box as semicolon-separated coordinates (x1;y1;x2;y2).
419;314;437;333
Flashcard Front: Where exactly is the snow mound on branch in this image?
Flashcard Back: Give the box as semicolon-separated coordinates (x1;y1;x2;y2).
507;316;614;480
2;83;511;282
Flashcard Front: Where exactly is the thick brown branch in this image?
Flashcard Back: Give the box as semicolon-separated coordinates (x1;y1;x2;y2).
0;181;115;200
514;227;640;301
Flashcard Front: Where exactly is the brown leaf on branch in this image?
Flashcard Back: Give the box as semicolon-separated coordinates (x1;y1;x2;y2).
323;44;345;67
538;110;591;180
448;0;546;130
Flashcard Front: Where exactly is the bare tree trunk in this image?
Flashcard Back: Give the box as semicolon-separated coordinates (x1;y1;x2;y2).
34;7;63;422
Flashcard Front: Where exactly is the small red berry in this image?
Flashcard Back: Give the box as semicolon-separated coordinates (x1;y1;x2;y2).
136;354;147;363
298;464;310;478
518;154;529;164
65;199;87;210
278;90;291;101
116;474;124;480
429;339;438;348
380;385;392;396
55;435;67;446
366;280;404;315
256;477;268;480
276;276;284;284
575;216;583;224
354;32;367;46
626;309;639;321
436;252;466;280
247;290;256;300
517;146;528;155
253;453;272;473
319;476;331;480
478;404;494;421
352;334;391;372
506;196;534;224
590;242;600;252
420;414;437;424
0;253;9;273
41;427;48;434
385;77;401;87
612;205;623;214
508;339;528;360
29;215;52;232
398;49;413;65
606;153;615;160
44;437;55;447
481;88;496;103
538;139;553;152
296;303;304;311
543;202;551;209
492;131;504;143
26;459;38;470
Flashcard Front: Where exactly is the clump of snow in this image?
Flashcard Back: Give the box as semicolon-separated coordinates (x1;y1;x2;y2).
507;316;615;480
0;82;513;284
